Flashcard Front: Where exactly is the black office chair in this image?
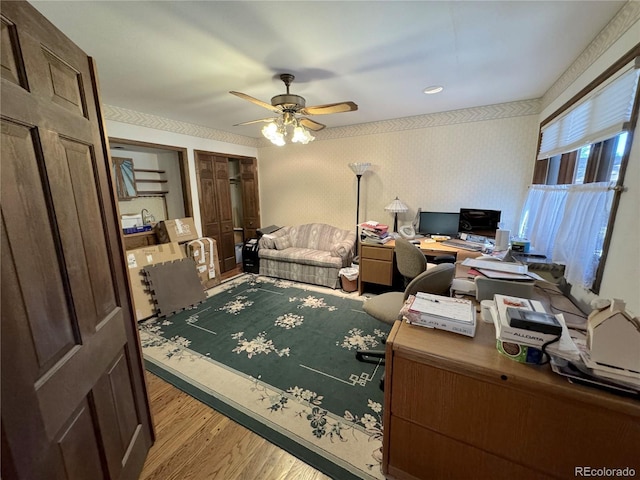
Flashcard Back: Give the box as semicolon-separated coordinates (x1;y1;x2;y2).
356;263;455;388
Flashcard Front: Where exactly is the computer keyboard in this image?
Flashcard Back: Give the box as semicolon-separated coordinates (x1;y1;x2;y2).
441;239;483;251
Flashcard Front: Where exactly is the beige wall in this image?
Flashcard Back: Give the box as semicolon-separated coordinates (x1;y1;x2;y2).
257;111;539;236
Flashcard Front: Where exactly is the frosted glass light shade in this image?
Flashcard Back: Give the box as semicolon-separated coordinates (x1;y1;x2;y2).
348;162;371;176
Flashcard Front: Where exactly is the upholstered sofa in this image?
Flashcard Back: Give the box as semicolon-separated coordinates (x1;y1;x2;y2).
258;223;356;288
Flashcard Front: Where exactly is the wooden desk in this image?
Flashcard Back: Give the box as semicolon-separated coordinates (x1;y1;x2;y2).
358;239;481;295
383;320;640;479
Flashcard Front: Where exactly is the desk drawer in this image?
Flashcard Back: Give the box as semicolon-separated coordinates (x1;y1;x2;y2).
389;355;640;475
386;416;552;480
360;258;393;285
360;244;393;261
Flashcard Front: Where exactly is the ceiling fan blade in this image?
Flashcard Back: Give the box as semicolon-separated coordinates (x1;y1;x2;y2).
299;101;358;116
229;91;281;113
299;117;326;131
233;117;277;126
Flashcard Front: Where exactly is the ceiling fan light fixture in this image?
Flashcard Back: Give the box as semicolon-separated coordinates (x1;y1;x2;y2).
262;122;286;146
291;125;315;144
423;85;444;94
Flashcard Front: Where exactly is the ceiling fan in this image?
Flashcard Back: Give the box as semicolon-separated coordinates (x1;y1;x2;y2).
230;74;358;143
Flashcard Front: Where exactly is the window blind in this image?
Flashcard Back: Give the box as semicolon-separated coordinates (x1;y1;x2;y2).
538;58;640;160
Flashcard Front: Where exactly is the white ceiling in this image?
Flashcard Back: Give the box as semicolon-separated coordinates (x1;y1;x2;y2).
31;1;626;139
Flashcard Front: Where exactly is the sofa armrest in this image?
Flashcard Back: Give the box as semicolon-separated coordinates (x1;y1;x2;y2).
330;234;356;260
258;227;289;249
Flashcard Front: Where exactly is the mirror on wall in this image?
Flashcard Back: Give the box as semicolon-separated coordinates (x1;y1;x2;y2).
113;157;137;200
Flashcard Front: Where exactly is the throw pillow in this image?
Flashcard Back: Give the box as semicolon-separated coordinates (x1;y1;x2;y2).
274;236;292;250
260;234;276;249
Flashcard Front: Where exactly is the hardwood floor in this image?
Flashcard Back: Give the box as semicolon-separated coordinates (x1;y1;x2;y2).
139;264;331;480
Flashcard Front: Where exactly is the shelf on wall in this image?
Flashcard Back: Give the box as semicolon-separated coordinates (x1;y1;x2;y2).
135;179;168;183
134;168;166;174
137;191;169;196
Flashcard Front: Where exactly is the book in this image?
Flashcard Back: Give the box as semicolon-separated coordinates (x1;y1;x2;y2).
361;236;392;245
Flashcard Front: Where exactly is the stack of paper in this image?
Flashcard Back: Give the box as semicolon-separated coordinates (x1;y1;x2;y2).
359;222;391;244
400;292;476;337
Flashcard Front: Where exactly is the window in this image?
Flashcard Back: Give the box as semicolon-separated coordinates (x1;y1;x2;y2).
520;54;639;292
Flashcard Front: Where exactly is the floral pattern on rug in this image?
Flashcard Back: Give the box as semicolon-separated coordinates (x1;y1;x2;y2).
337;327;387;351
275;313;304;329
231;331;290;358
218;295;254;315
251;377;384;472
289;294;337;311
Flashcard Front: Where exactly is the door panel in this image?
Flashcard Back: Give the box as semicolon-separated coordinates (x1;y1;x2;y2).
240;157;260;239
1;2;152;479
196;151;261;273
214;156;236;271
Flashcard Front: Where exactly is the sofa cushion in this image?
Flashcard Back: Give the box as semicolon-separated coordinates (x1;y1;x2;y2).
274;236;292;250
259;247;344;268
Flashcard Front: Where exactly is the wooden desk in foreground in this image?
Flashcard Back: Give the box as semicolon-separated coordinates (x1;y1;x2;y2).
383;319;640;479
358;239;481;294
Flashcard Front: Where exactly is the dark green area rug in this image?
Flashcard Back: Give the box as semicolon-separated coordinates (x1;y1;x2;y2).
139;274;390;480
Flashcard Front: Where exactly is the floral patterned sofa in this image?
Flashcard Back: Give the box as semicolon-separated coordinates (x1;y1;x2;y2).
258;223;356;288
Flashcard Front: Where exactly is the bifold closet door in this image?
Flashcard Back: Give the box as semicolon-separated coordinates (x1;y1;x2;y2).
196;152;235;272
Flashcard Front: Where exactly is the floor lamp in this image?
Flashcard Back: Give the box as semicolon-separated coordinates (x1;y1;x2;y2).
348;162;371;259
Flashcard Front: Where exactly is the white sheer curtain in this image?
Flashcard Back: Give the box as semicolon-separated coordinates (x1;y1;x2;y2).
553;182;615;288
519;185;569;258
519;182;615;289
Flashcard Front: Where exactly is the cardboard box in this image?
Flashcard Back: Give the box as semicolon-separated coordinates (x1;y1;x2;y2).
126;242;184;320
155;217;198;244
186;237;221;290
587;299;640;372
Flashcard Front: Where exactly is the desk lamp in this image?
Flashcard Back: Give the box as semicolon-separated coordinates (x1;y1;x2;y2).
385;197;408;232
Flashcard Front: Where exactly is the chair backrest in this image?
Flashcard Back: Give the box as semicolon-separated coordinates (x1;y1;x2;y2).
395;237;427;281
403;263;455;301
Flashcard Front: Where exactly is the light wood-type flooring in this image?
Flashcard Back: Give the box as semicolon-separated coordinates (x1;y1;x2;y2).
139;265;331;480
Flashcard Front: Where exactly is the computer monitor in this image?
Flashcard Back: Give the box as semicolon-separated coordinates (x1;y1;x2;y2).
458;208;501;238
418;211;460;237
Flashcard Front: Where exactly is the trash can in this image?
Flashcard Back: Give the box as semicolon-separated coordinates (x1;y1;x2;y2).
339;266;359;293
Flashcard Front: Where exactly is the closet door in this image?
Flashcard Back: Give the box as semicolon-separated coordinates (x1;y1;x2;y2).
1;2;152;479
195;152;235;272
240;157;261;239
213;156;236;271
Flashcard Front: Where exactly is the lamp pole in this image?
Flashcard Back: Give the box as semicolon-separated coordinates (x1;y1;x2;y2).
348;163;371;259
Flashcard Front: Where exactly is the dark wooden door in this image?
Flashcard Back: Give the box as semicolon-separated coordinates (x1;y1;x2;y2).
1;2;153;479
213;156;237;271
196;151;224;270
195;152;243;273
240;157;261;239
